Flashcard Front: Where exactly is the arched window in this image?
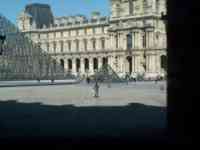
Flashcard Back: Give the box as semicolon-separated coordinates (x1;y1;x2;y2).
93;58;98;71
84;58;89;72
103;57;108;66
126;56;132;74
76;58;80;72
68;59;72;71
60;59;64;72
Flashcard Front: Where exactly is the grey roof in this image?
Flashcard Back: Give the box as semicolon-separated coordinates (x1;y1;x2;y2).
25;3;54;29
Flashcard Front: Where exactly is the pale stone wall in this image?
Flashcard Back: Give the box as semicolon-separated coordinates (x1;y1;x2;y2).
17;0;167;78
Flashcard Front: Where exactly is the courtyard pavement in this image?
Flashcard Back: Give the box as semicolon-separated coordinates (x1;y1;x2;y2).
0;81;167;107
0;81;167;141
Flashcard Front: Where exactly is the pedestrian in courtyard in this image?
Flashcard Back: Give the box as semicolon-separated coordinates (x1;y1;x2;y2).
51;77;54;83
125;73;129;85
36;77;40;83
86;77;90;84
133;77;137;83
93;81;100;98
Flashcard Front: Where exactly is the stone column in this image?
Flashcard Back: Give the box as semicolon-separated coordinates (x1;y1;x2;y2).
132;32;135;49
146;32;149;49
113;56;117;73
138;31;142;49
118;33;122;49
147;55;150;72
132;55;135;73
72;58;76;75
135;55;140;73
98;57;102;69
108;56;112;68
123;56;128;74
64;58;68;71
149;32;154;48
89;57;94;75
80;57;85;75
119;55;124;73
158;54;161;73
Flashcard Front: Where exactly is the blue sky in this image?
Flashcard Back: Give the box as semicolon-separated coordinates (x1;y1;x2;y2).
0;0;110;24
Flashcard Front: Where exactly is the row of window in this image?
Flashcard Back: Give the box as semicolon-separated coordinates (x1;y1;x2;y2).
38;32;156;51
114;0;164;16
115;33;147;49
38;38;106;52
37;27;106;39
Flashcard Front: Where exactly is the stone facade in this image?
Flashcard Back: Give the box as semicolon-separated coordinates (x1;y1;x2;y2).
17;0;167;78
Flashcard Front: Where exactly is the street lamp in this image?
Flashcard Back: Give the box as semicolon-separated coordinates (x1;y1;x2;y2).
0;34;6;55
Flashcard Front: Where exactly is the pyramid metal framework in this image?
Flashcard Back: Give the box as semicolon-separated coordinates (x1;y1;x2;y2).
94;64;123;83
0;14;64;80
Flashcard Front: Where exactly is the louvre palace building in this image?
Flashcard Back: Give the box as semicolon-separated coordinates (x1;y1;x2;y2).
17;0;167;78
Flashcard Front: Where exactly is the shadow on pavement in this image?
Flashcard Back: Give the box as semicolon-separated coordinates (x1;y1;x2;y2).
0;100;167;144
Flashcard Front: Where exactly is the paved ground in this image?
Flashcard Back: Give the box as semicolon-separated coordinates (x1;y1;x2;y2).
0;81;166;107
0;81;167;141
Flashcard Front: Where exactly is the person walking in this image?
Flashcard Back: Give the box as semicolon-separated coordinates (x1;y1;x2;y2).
125;73;129;85
133;77;137;83
93;81;100;98
86;76;90;84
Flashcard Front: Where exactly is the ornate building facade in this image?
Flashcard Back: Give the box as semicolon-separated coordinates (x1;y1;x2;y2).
17;0;167;78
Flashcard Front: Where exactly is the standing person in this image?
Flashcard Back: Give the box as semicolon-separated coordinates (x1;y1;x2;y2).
133;77;137;83
51;78;54;83
36;77;40;83
125;73;129;85
93;81;100;98
86;76;89;84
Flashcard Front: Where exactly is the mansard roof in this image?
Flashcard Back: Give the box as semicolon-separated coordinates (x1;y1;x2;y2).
25;3;54;29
